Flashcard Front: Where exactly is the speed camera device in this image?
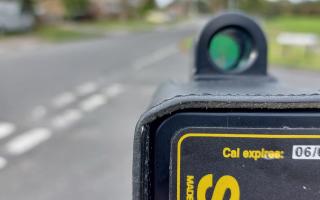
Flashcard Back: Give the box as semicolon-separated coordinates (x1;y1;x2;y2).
133;12;320;200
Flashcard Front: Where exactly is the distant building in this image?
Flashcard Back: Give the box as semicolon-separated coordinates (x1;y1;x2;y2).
91;0;142;18
0;0;35;32
90;0;123;18
165;0;210;17
166;1;188;18
35;0;65;21
35;0;143;20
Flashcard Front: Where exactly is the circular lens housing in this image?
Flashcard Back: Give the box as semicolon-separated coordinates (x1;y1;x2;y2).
209;28;256;72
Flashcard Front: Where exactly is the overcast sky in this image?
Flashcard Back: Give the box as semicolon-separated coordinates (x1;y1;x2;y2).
268;0;319;3
156;0;319;8
155;0;174;8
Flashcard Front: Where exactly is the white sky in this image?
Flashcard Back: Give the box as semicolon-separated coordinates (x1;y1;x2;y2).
265;0;318;3
156;0;319;7
155;0;174;8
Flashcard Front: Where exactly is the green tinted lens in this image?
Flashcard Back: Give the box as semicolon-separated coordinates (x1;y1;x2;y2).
209;33;240;71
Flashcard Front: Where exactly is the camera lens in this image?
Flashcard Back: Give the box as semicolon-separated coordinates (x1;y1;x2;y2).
209;28;256;72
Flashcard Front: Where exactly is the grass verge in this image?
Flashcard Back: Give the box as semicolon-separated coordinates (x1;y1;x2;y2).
265;16;320;71
0;19;159;43
34;25;101;42
81;19;156;31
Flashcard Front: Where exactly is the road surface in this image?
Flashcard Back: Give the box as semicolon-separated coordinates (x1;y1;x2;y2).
0;22;319;200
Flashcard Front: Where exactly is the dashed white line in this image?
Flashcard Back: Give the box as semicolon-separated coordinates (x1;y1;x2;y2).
6;128;51;155
51;109;83;129
80;94;107;112
133;45;178;70
52;92;76;108
0;122;16;140
105;83;125;98
0;157;7;170
76;82;98;96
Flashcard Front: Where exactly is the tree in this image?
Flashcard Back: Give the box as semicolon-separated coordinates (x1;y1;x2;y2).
238;0;268;13
22;0;35;13
139;0;156;15
63;0;90;20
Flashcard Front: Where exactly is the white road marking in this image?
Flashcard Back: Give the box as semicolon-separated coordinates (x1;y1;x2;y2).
0;157;7;170
51;109;83;129
80;94;107;112
76;82;98;96
0;122;16;140
104;83;125;98
31;106;47;120
52;92;76;108
133;45;178;70
6;128;51;155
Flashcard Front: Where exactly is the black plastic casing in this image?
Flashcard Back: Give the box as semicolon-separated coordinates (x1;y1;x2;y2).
132;12;320;200
195;12;267;78
133;77;320;200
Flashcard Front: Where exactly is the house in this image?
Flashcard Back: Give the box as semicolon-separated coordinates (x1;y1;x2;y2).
35;0;143;20
165;0;210;17
90;0;123;18
91;0;143;18
165;1;188;18
35;0;65;21
0;0;35;32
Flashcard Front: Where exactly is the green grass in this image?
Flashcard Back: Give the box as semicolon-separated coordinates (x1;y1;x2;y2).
265;16;320;35
0;19;157;43
34;25;100;42
34;19;157;42
265;16;320;71
83;19;156;31
34;20;161;42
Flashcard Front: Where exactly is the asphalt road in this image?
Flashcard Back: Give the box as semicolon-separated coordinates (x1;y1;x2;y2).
0;22;319;200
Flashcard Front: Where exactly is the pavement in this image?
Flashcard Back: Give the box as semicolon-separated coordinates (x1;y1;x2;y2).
0;21;319;200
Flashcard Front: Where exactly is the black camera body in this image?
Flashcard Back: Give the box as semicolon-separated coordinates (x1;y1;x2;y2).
133;13;320;200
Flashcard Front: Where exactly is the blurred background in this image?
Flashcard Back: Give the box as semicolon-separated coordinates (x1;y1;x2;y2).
0;0;319;199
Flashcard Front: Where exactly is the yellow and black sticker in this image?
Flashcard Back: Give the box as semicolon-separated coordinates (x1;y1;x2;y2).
170;132;320;200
